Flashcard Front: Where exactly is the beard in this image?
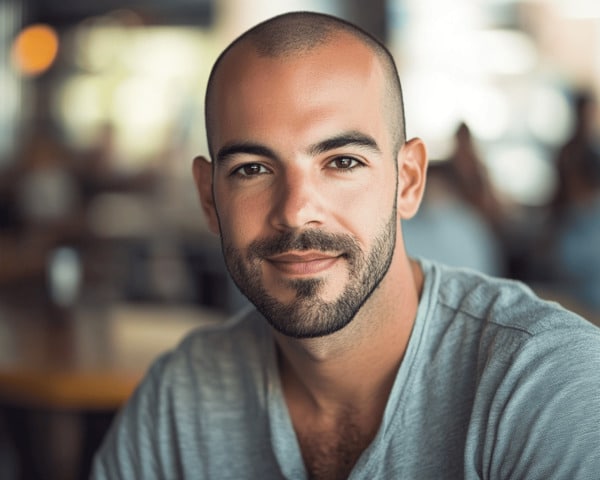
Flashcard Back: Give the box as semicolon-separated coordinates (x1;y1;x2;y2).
221;209;397;339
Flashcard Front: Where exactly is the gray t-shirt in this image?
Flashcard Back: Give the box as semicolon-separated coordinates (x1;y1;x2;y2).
91;259;600;479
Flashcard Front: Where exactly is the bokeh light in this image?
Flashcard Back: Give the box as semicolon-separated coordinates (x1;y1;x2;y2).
486;143;557;206
11;23;59;76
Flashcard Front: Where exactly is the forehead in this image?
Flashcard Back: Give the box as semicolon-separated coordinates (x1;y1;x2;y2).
209;34;390;154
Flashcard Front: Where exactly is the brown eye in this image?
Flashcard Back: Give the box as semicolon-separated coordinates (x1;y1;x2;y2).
329;157;361;170
233;163;269;177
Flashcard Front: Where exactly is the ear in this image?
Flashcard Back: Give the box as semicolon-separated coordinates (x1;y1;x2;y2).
192;156;220;234
396;138;428;219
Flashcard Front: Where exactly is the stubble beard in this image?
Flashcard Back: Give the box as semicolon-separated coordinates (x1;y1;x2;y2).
222;210;397;339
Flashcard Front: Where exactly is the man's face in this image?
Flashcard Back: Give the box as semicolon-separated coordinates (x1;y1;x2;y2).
207;36;401;338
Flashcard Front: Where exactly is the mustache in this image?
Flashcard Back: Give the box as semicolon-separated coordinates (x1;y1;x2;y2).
248;230;359;259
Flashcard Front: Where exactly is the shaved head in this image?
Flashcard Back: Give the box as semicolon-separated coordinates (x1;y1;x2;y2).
204;11;406;159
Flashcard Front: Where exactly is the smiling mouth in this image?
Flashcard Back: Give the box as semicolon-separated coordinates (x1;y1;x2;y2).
267;252;343;276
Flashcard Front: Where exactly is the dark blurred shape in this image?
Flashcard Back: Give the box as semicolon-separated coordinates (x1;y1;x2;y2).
527;89;600;315
552;90;599;215
404;160;505;277
445;122;506;235
14;123;80;231
0;118;85;308
550;90;600;312
404;122;508;276
23;0;214;26
345;0;388;44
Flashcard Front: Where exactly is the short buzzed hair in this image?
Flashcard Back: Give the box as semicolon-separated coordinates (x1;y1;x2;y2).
204;11;406;159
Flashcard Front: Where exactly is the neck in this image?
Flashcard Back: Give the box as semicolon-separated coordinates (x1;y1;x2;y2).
275;256;423;415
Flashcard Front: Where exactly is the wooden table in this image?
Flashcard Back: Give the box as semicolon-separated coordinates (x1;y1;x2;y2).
0;302;226;480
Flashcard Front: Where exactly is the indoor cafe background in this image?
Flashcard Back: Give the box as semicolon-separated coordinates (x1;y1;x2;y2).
1;0;599;479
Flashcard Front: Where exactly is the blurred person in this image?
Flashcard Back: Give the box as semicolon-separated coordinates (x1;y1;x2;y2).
551;93;600;313
552;90;599;215
553;129;600;312
403;162;505;276
92;12;600;479
445;122;505;234
528;90;600;313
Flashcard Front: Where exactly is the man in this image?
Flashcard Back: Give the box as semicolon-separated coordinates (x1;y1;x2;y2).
92;11;600;479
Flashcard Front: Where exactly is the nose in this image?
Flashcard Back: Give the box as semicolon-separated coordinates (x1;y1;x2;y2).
269;167;324;231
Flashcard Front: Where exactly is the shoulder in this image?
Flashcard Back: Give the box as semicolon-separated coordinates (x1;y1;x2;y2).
152;306;274;394
429;259;598;338
420;259;600;387
175;306;272;360
422;263;600;478
465;317;600;477
91;306;275;478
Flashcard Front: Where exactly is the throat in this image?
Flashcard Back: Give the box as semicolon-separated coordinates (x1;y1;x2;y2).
277;343;394;479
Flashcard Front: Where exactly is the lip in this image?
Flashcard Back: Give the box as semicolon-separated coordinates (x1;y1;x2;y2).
267;251;341;276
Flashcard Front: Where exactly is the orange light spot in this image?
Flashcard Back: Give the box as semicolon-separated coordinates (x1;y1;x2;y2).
11;24;59;76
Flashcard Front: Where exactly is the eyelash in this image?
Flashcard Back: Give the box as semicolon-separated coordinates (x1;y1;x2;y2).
230;163;271;178
229;155;365;179
327;156;364;171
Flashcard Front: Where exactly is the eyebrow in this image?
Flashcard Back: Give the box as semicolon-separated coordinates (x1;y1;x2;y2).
306;131;381;156
216;142;277;164
215;131;381;164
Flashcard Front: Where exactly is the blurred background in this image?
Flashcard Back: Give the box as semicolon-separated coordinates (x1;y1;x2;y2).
1;0;599;479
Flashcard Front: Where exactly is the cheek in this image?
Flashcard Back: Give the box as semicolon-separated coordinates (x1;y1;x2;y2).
332;176;397;234
214;188;270;245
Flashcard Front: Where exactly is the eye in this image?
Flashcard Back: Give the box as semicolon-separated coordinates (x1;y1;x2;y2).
232;163;270;177
328;156;363;170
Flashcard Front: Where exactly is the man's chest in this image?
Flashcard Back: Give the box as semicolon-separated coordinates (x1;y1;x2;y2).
293;417;373;480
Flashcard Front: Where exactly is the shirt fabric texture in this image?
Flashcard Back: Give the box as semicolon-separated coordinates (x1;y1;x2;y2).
91;259;600;479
